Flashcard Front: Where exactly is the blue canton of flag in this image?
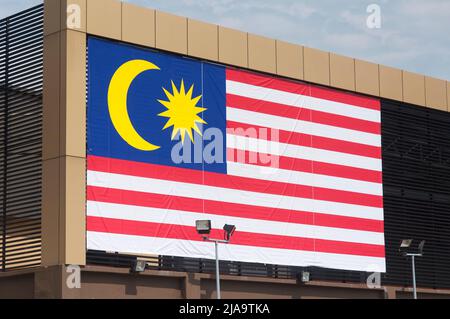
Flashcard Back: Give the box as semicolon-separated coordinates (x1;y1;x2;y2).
87;37;227;174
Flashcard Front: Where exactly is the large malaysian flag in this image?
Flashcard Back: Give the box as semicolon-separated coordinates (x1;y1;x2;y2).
86;37;385;272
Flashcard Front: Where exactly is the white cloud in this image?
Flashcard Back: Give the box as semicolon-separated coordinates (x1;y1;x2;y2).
323;33;374;52
400;0;450;17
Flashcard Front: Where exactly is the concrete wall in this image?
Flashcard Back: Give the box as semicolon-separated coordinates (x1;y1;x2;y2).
2;265;450;299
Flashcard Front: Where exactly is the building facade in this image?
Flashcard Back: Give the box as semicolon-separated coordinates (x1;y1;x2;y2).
1;0;450;299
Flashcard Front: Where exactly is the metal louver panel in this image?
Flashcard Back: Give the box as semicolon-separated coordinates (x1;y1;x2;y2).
381;99;450;289
0;4;43;271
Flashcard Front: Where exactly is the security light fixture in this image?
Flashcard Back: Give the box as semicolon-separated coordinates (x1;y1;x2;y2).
300;271;310;283
399;239;425;256
196;220;211;235
418;240;426;255
131;259;147;273
400;239;413;249
223;224;236;241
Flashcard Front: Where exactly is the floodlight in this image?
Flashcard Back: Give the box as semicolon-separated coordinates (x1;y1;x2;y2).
300;271;310;283
131;259;147;273
400;239;413;248
223;224;236;241
418;240;426;255
196;220;211;235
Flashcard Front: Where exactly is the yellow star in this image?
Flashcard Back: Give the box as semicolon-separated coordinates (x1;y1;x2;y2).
158;79;206;143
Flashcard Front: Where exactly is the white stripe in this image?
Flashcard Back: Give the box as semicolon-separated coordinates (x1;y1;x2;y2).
87;232;386;273
87;170;384;220
87;201;385;245
227;134;382;172
227;107;381;147
227;162;383;196
226;80;381;123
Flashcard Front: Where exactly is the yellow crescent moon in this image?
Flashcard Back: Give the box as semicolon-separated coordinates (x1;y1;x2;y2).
108;59;160;151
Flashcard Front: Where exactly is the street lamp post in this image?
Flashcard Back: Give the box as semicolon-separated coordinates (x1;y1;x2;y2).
203;237;228;299
215;239;220;299
195;220;236;300
411;254;417;299
399;239;425;299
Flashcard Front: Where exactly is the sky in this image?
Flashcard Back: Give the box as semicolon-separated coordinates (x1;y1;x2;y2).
2;0;450;80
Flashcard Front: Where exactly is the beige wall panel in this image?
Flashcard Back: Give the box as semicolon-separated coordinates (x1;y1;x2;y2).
447;82;450;112
188;19;218;61
276;40;303;80
43;33;61;161
425;77;447;111
155;11;187;54
330;53;355;91
304;47;330;86
62;0;87;32
355;60;379;96
248;34;276;74
403;71;425;106
41;158;61;266
379;66;402;101
122;3;155;47
61;156;86;265
44;0;61;36
86;0;121;40
218;27;248;68
60;30;86;158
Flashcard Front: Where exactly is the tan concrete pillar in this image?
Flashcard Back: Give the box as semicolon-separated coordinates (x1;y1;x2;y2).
34;266;64;298
183;273;201;299
34;265;82;299
384;286;397;299
41;0;87;267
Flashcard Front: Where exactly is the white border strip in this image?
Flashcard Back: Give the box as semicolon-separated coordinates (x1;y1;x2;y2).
87;232;386;273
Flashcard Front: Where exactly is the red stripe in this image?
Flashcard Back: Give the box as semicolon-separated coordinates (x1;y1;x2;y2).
226;69;380;111
88;156;383;208
226;149;382;184
227;121;382;159
87;216;385;258
227;94;381;134
310;85;380;111
87;186;384;233
227;68;309;95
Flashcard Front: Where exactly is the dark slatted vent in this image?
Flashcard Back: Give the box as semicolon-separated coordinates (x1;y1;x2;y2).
0;4;43;271
381;99;450;289
87;96;450;290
